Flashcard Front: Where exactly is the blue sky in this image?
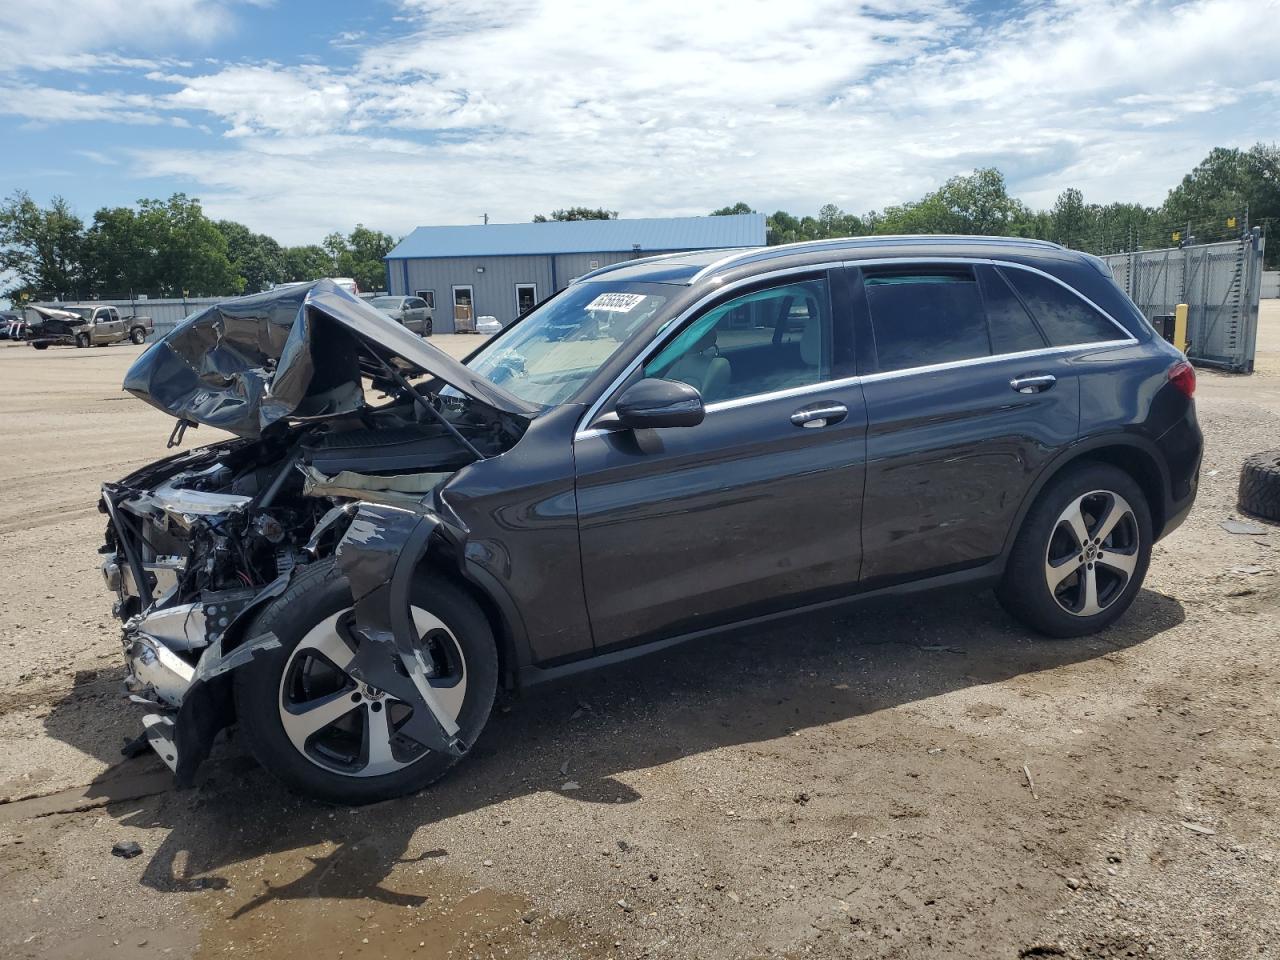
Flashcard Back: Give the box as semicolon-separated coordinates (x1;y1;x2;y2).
1;0;1277;245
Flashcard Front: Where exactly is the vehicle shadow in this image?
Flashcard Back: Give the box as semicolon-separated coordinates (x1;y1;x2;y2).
41;584;1184;914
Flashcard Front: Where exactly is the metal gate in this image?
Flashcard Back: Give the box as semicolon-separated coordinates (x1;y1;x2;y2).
1102;228;1265;373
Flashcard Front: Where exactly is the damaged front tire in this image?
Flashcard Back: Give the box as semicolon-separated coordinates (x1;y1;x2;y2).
233;558;497;804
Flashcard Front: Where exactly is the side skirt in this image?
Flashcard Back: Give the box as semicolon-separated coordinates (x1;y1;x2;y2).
517;560;1003;687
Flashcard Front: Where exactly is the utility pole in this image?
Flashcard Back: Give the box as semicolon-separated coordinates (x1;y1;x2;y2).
482;213;489;225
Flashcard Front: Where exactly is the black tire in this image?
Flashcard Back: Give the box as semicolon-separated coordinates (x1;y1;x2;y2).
75;333;89;348
1238;450;1280;522
424;318;433;337
130;327;147;345
233;559;498;804
996;462;1152;638
31;342;48;350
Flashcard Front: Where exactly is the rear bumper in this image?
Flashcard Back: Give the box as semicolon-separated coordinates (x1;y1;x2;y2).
1155;406;1203;541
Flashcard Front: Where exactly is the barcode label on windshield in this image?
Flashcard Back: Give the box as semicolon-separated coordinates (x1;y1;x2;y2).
586;292;646;313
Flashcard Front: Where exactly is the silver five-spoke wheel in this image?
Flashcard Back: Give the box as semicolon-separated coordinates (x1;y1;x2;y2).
278;607;467;777
1044;489;1140;617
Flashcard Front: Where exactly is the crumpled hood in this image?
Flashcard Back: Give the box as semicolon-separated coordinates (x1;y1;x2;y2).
123;279;537;437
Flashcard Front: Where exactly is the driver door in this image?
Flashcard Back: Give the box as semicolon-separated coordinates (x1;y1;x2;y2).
573;271;867;651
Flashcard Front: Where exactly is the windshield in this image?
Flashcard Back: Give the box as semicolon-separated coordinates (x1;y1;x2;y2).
462;282;671;407
370;297;400;309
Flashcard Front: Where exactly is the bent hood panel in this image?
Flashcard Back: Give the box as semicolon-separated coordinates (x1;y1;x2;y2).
122;280;536;437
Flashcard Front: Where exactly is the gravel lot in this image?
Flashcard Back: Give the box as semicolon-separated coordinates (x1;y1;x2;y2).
1;311;1279;960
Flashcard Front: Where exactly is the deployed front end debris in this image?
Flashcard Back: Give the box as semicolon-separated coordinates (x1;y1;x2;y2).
101;280;530;782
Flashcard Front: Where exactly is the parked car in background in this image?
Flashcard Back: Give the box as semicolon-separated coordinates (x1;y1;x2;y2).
0;311;25;340
99;238;1201;805
474;315;502;335
369;294;433;335
26;305;153;349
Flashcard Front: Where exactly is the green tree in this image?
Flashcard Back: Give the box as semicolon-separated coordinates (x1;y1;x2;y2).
281;244;335;282
84;205;153;298
0;191;85;301
533;207;618;222
710;202;755;216
115;194;240;297
215;220;287;293
1050;188;1088;249
1162;143;1279;263
322;224;395;292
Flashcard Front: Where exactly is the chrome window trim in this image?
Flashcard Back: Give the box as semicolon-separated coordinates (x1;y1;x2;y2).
572;256;1137;441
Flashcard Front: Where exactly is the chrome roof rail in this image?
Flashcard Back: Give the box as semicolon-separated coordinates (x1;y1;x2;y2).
690;235;1066;284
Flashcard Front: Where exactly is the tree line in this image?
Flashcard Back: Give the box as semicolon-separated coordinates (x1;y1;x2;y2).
0;192;396;303
3;142;1275;304
710;143;1279;269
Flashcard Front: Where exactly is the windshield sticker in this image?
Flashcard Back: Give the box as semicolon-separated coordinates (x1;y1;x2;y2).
586;292;647;314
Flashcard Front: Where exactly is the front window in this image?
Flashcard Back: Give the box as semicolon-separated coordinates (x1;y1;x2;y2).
370;296;402;311
464;282;671;407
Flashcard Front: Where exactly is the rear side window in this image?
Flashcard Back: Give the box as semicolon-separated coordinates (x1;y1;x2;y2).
978;268;1047;354
864;268;990;373
1001;268;1120;346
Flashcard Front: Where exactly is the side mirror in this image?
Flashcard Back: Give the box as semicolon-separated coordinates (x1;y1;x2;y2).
615;378;704;430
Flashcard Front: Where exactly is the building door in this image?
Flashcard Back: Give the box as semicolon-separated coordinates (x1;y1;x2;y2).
515;283;537;317
452;286;474;332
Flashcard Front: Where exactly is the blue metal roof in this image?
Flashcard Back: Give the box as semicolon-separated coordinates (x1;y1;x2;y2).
385;213;766;260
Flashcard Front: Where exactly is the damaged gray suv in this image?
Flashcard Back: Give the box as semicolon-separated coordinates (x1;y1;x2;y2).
103;238;1201;804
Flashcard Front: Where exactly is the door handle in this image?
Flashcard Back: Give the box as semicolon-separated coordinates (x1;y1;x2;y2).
790;403;848;429
1010;374;1057;394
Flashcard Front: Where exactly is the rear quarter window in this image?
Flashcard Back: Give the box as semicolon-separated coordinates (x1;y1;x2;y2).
1002;268;1122;346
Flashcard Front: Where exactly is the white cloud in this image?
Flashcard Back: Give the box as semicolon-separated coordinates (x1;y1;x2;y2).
0;0;245;64
6;0;1280;241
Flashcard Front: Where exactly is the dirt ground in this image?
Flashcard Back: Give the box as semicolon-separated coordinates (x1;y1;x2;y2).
1;311;1279;960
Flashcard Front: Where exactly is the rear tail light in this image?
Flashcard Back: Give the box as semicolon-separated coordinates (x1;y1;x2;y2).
1169;360;1196;398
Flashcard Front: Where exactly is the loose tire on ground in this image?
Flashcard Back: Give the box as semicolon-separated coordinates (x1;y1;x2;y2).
996;462;1152;639
1238;450;1280;522
233;558;498;805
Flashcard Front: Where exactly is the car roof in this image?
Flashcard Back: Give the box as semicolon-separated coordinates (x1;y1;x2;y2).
573;235;1076;287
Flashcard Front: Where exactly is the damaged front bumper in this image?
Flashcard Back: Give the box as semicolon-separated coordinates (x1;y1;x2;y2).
105;480;468;782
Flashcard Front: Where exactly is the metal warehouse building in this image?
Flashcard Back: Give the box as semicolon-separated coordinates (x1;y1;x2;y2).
383;213;766;332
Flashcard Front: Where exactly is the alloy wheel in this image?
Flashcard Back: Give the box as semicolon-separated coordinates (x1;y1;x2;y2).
1044;489;1140;617
278;606;467;777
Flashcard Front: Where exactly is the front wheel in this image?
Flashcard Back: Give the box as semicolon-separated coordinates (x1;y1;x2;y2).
233;559;498;804
130;327;147;345
996;462;1152;638
75;333;89;348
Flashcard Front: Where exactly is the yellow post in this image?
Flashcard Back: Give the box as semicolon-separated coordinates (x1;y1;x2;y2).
1174;303;1189;354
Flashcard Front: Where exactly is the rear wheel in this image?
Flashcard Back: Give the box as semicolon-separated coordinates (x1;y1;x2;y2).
31;342;48;350
424;318;433;337
233;559;498;804
130;327;147;345
997;463;1152;638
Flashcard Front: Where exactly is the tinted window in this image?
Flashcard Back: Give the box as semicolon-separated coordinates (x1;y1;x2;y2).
645;278;830;403
979;268;1047;354
864;269;990;372
1002;269;1119;346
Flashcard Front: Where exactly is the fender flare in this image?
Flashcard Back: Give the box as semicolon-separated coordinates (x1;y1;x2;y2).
997;432;1172;564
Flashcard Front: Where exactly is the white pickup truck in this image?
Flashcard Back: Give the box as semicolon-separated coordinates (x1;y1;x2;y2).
26;305;154;349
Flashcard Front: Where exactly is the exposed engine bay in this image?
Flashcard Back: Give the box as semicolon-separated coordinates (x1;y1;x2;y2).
99;279;533;781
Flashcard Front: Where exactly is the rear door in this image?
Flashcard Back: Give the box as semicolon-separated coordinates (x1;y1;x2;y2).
852;261;1082;586
573;270;867;650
